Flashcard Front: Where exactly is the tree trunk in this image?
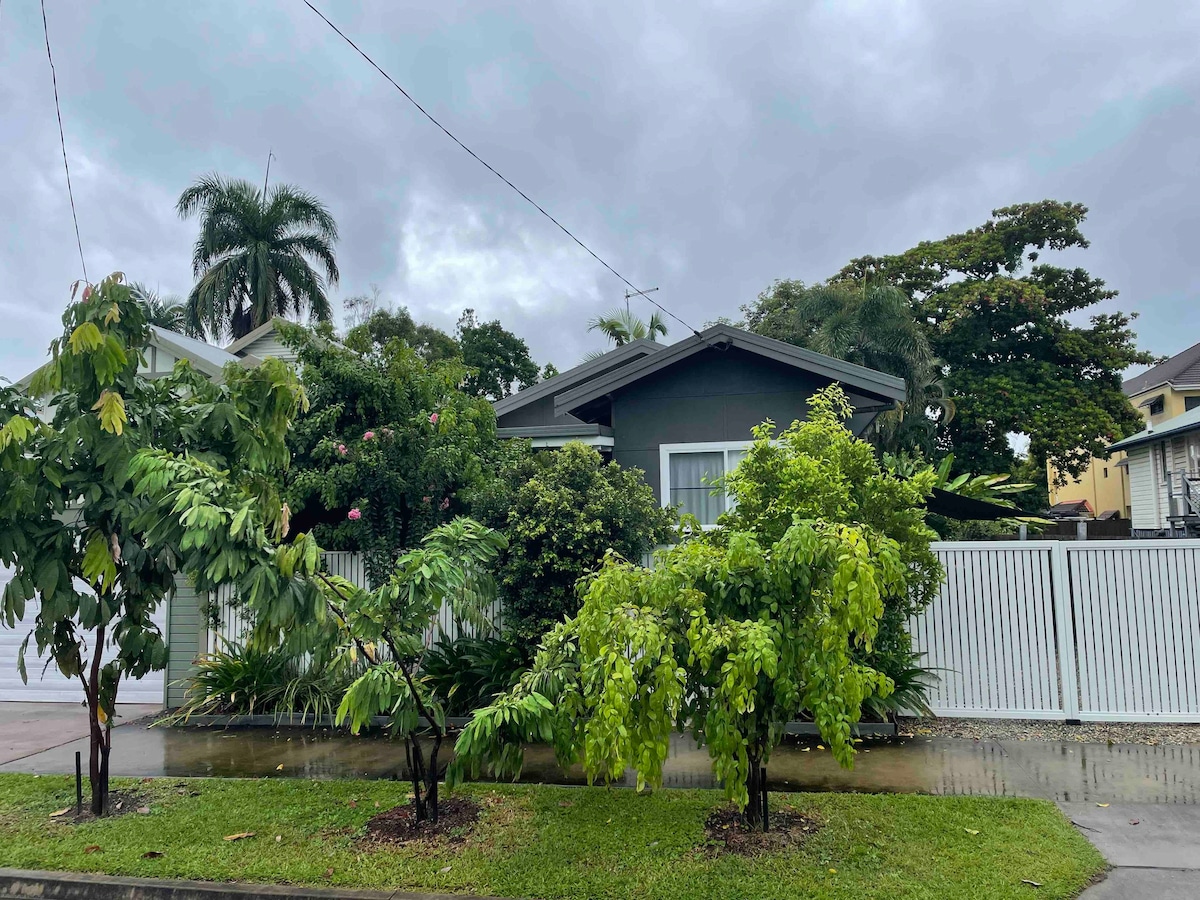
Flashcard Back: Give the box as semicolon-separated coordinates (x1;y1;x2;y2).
744;752;764;831
407;732;427;823
84;623;108;816
425;729;444;824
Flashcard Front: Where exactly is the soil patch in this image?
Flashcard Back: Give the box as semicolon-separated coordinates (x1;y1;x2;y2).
56;789;151;824
701;803;820;856
363;797;481;846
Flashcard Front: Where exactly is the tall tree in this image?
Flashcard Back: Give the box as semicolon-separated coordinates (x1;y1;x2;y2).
129;283;198;338
743;280;950;455
456;309;540;400
343;307;459;363
1;273;305;814
177;174;339;342
586;306;667;353
835;201;1154;479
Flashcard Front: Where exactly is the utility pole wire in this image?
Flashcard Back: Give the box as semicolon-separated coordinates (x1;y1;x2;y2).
262;148;275;199
40;0;87;283
299;0;700;338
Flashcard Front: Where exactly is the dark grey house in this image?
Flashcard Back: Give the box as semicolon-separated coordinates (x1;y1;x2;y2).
493;324;906;526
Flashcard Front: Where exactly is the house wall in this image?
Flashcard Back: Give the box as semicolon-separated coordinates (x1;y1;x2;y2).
237;330;297;364
1127;434;1200;530
495;395;584;429
166;578;205;708
1127;446;1157;529
139;345;180;378
608;346;878;502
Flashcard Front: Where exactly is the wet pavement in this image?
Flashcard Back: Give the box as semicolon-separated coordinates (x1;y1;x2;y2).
4;722;1200;804
0;702;161;766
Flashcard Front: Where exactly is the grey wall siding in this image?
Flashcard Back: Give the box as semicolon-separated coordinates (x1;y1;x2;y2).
496;395;585;429
166;577;205;708
610;347;878;502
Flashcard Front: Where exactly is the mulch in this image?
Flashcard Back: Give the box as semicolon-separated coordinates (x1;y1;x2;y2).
701;803;821;856
363;796;481;845
54;789;151;825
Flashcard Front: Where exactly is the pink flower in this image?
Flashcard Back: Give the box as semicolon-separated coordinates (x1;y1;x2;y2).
347;508;362;521
439;497;450;511
422;496;431;505
429;412;439;425
363;430;376;441
337;443;347;456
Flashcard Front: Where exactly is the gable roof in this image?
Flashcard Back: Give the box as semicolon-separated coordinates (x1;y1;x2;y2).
223;317;285;357
552;324;906;418
1124;339;1200;397
492;339;665;418
150;326;245;379
1109;403;1200;453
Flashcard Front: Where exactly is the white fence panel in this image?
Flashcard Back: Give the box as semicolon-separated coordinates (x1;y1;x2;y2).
912;543;1064;719
1066;541;1200;722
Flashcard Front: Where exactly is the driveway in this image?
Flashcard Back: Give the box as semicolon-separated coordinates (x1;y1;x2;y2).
0;702;161;766
1063;802;1200;898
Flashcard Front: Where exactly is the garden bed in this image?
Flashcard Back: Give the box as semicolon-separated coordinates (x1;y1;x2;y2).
0;773;1103;899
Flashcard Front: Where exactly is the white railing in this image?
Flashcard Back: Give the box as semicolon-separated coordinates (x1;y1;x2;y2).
913;540;1200;722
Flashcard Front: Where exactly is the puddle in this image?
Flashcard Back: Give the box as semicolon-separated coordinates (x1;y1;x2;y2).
4;724;1199;804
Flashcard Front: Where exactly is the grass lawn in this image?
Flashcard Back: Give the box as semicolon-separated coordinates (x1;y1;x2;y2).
0;773;1104;899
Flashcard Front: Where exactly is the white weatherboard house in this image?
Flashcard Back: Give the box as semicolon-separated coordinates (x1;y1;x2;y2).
1108;404;1200;537
0;319;296;704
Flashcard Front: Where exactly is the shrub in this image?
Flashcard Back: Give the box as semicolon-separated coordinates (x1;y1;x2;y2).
472;442;677;640
422;636;532;716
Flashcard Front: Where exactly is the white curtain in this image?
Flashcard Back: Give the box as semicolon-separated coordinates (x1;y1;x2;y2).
669;451;725;525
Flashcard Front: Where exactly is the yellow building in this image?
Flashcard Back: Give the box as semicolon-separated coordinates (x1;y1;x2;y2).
1048;340;1200;518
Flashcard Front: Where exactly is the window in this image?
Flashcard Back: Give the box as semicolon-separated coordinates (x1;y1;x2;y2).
1103;467;1109;479
661;443;750;527
1148;396;1165;416
1187;396;1200;412
1159;442;1169;483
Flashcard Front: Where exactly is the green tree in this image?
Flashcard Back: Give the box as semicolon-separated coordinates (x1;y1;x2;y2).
129;283;199;338
471;442;677;641
177;174;339;342
585;306;667;358
835;201;1154;479
452;392;937;829
343;308;459;363
0;274;306;814
743;280;950;455
279;324;500;585
456;309;540;400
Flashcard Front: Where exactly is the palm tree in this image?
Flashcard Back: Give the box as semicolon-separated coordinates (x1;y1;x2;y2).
129;282;200;338
177;174;339;342
790;282;952;454
584;307;667;359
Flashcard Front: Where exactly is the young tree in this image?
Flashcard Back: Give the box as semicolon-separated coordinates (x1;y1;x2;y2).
451;388;941;829
833;201;1155;479
0;274;305;814
471;442;677;641
177;174;339;342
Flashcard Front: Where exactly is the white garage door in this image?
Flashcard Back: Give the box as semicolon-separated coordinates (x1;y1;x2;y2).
0;566;166;703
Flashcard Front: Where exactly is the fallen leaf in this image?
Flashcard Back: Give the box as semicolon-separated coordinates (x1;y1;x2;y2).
801;747;811;752
648;840;659;848
84;845;101;854
49;807;72;818
558;800;574;808
142;851;164;859
223;832;256;842
1022;879;1043;888
137;806;151;815
324;868;334;878
1130;819;1140;825
1097;803;1110;808
828;868;838;874
439;866;452;874
964;828;980;835
374;801;380;808
817;744;826;750
275;835;282;842
276;764;285;771
348;800;357;808
141;777;153;784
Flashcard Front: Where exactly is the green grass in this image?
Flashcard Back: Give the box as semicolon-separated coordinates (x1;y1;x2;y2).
0;774;1104;899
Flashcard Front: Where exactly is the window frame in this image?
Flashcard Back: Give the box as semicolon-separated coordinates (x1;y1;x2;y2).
659;441;754;529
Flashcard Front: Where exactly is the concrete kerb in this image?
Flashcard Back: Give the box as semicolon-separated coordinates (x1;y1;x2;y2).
0;868;502;900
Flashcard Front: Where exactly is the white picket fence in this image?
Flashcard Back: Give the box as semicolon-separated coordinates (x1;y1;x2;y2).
913;540;1200;723
211;550;502;648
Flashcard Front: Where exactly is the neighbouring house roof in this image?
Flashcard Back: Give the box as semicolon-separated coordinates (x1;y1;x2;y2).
1109;403;1200;453
1047;499;1094;519
223;317;285;357
552;324;907;419
492;339;665;419
150;326;246;380
1123;339;1200;397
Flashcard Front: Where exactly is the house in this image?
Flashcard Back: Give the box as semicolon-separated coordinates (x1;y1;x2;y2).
1106;404;1200;536
493;323;906;526
1047;339;1200;519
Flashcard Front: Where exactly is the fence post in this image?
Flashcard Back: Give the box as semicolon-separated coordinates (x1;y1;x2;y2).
1049;542;1080;721
1076;520;1088;541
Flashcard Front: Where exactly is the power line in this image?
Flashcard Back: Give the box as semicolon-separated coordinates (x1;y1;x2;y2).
299;0;700;338
40;0;87;283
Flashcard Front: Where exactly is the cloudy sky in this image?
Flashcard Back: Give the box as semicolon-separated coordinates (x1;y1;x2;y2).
2;0;1199;381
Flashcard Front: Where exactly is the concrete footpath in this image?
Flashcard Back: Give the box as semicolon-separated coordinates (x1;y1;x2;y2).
1060;803;1200;898
0;704;161;767
0;868;500;900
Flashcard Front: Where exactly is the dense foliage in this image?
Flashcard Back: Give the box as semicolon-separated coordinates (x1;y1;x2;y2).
177;174;339;341
472;441;677;641
0;274;306;813
279;324;500;584
452;387;942;829
833;201;1154;480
